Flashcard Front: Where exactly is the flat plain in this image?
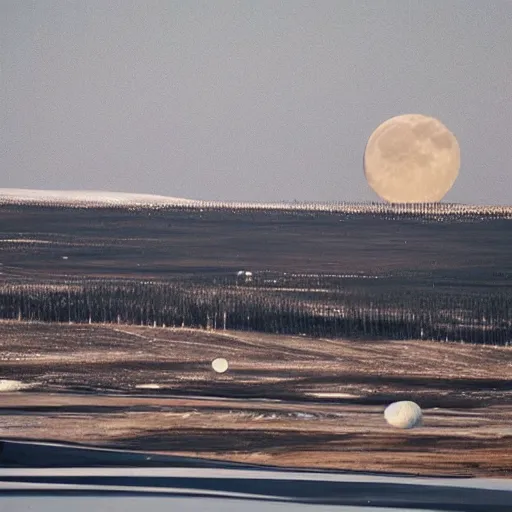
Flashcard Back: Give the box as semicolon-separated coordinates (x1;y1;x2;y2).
0;321;511;477
0;205;512;280
0;204;511;477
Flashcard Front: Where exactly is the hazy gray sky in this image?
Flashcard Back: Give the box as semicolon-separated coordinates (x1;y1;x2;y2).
1;1;511;204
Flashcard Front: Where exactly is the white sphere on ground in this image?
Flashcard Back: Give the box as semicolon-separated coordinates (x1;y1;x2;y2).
384;401;423;429
211;357;229;374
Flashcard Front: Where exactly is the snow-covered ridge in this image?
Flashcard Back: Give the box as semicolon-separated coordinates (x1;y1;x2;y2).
0;189;195;206
1;188;512;217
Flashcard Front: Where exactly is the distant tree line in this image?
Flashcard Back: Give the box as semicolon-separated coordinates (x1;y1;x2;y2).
4;201;512;220
0;279;511;345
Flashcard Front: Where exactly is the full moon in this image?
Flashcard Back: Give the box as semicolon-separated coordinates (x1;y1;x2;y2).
364;114;460;203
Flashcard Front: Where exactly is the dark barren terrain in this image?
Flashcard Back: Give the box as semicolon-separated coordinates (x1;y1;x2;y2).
0;322;511;476
0;204;512;280
0;204;511;477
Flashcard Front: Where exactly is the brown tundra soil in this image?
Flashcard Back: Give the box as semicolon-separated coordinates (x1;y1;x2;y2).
0;321;511;477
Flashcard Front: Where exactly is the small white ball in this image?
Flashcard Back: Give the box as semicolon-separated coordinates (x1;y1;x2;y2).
211;358;229;374
384;401;423;429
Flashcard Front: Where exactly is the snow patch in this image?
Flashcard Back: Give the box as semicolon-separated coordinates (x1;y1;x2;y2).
0;239;53;244
0;379;33;392
295;412;316;420
307;392;360;398
135;383;162;389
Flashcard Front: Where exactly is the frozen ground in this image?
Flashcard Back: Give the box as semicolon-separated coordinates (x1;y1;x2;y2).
0;322;511;477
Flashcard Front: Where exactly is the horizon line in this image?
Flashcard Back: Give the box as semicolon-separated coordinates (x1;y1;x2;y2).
0;188;511;214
